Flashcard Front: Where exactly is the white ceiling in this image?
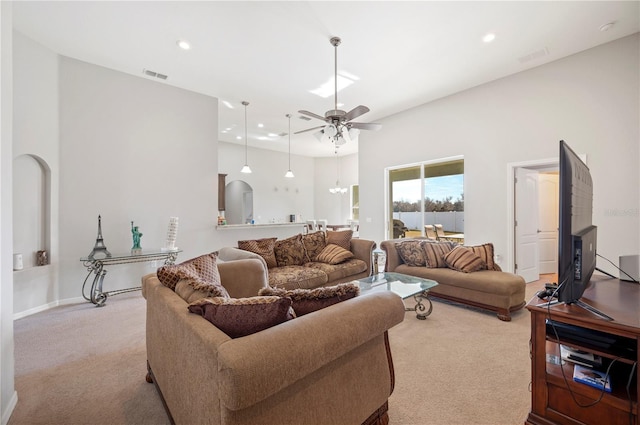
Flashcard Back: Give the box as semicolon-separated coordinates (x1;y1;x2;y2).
12;1;639;157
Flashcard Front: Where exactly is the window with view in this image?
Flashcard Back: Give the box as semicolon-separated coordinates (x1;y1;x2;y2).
387;158;464;239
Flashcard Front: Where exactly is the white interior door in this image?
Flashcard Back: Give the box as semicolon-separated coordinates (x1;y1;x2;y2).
538;173;559;274
515;168;540;282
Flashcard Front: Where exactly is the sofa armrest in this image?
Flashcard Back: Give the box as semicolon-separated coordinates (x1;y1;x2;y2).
380;238;405;272
216;291;405;411
350;238;375;274
218;258;268;298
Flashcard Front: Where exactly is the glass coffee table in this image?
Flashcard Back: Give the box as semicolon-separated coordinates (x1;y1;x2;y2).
356;272;438;320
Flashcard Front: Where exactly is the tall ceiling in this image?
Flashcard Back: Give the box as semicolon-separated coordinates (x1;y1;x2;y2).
12;1;639;157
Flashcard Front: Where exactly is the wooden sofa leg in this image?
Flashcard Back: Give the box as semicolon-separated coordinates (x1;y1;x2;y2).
497;311;512;322
362;401;389;425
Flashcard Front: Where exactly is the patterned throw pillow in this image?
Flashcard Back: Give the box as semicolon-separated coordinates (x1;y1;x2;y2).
301;231;327;262
188;296;295;338
423;242;453;268
468;243;496;270
315;244;354;265
395;240;427;266
326;230;353;250
443;246;487;273
157;252;229;297
259;283;359;316
238;237;278;268
274;234;306;267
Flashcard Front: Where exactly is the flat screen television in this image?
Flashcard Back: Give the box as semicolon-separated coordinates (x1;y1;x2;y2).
556;140;611;320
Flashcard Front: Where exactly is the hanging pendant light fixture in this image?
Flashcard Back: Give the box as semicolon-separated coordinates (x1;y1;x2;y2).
284;114;294;178
240;101;252;174
329;149;348;194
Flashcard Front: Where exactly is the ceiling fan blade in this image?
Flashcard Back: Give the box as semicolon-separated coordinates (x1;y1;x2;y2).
344;105;370;121
349;122;382;131
294;125;324;135
298;110;328;122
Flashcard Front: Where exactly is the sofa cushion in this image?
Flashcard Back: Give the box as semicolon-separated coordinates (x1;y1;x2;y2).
305;258;368;283
444;246;487;273
326;230;353;250
238;237;278;268
315;243;354;265
468;243;497;271
156;252;229;298
268;266;328;290
301;231;327;262
274;234;306;267
395;240;427;266
423;242;453;268
258;283;360;316
175;280;216;303
188;296;295;338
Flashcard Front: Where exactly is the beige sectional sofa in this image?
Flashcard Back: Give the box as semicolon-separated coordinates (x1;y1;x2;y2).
219;230;375;290
381;238;526;321
142;256;405;425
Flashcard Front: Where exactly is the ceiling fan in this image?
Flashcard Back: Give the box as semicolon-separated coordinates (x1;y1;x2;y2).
295;36;381;145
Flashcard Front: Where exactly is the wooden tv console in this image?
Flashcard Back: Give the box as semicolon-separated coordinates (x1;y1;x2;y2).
526;275;639;425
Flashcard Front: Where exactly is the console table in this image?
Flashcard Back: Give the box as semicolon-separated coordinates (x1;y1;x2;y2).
526;275;639;425
81;249;181;306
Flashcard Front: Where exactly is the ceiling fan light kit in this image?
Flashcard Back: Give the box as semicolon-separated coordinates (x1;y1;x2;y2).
295;36;381;146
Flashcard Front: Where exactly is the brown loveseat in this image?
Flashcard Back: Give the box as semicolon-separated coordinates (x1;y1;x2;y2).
381;238;526;321
219;231;375;290
142;257;405;425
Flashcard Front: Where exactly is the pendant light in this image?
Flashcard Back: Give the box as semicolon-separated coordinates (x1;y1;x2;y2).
329;149;348;194
284;114;294;178
240;101;252;174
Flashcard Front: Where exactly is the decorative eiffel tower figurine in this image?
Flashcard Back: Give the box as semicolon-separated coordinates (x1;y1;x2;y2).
88;215;112;259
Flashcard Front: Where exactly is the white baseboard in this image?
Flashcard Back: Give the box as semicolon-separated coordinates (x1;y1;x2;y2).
1;391;17;425
13;297;85;320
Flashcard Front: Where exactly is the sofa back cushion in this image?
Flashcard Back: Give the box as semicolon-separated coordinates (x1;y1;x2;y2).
188;296;295;338
156;252;229;298
238;237;278;268
326;230;353;250
423;242;454;268
443;246;487;273
395;240;427;266
301;231;326;262
274;234;306;267
259;283;359;316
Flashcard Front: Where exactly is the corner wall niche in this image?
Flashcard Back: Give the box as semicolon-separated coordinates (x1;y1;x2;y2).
13;154;51;270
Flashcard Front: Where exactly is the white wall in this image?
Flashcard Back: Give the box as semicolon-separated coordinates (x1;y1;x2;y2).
0;3;17;424
314;152;358;224
359;34;640;273
12;32;59;316
218;141;315;224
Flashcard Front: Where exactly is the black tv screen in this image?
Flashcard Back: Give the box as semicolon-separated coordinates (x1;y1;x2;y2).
557;140;597;304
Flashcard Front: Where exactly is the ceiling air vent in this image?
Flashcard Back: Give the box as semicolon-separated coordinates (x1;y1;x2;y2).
143;69;168;80
518;48;549;64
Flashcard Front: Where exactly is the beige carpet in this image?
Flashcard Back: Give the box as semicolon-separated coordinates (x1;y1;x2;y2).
8;279;548;425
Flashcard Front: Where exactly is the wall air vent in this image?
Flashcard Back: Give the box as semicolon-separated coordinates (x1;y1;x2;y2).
143;69;168;80
518;48;549;64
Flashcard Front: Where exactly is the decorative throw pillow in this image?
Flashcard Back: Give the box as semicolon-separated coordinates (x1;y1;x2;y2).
395;240;427;266
326;230;353;251
468;243;496;270
238;237;278;269
423;242;453;268
315;243;354;265
157;252;229;298
258;283;359;316
443;246;487;273
301;231;326;262
188;296;295;338
274;234;306;267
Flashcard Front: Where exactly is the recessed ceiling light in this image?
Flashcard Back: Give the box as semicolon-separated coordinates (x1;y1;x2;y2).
310;75;355;98
482;33;496;43
221;100;234;109
176;40;191;50
258;123;264;128
236;136;242;140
